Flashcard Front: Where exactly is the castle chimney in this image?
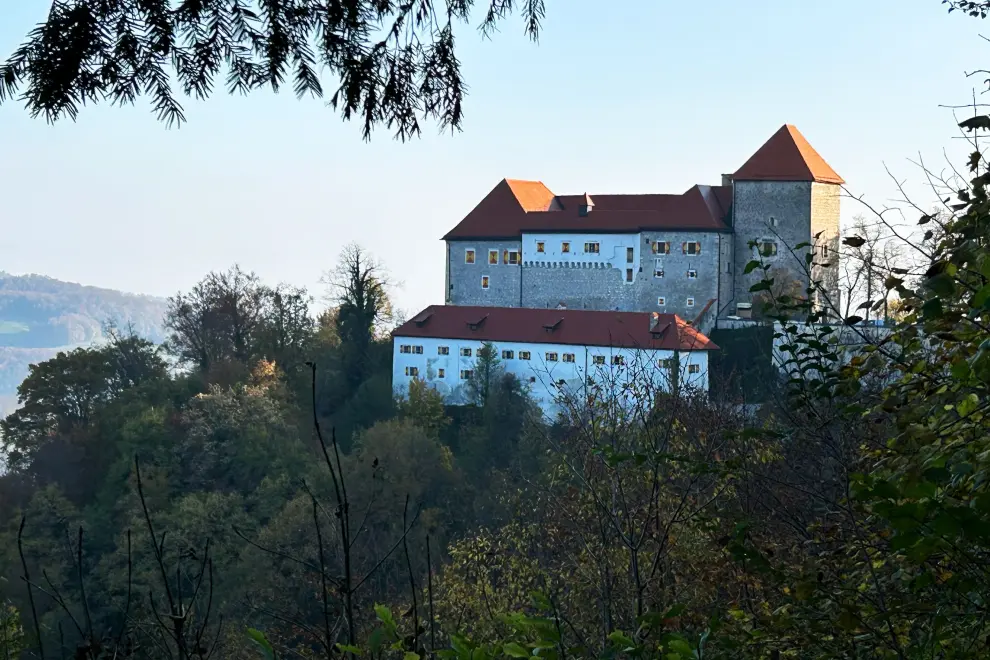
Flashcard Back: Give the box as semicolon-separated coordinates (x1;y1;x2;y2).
721;173;733;187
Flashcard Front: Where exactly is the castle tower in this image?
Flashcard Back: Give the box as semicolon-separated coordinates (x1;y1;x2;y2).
729;125;843;318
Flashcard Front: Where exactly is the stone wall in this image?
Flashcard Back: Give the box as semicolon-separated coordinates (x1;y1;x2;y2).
731;181;814;312
717;233;735;316
447;239;523;307
638;231;722;319
810;183;842;317
515;231;722;318
521;261;633;310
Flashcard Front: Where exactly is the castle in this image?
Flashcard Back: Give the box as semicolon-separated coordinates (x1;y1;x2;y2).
391;125;843;414
442;124;842;325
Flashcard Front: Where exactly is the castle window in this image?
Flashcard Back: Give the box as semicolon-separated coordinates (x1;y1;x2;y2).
626;268;633;282
652;241;671;254
660;358;675;368
759;241;778;257
400;345;412;354
413;345;424;354
593;355;606;365
561;242;571;253
545;352;559;362
687;269;698;279
536;241;545;253
438;346;450;355
437;368;445;378
501;350;515;359
822;245;829;258
488;250;498;264
460;369;473;380
686;297;695;307
460;347;473;357
726;262;731;274
654;259;664;278
769;216;777;227
612;355;625;366
688;364;701;374
405;366;419;377
481;275;490;289
657;297;666;306
562;353;576;363
626;247;635;263
584;242;600;254
683;242;702;255
507;250;521;265
519;351;531;360
465;249;476;264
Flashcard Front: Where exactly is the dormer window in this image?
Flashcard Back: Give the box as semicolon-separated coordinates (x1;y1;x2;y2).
579;192;595;216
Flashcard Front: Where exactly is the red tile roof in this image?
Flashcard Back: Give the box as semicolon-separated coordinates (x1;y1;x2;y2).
393;305;719;352
733;125;844;184
442;124;841;241
442;182;733;240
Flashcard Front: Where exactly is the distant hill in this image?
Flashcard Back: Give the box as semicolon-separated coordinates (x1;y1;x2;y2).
0;273;168;414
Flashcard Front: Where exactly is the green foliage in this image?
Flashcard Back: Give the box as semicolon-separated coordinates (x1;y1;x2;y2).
12;105;990;660
1;331;167;473
397;379;451;442
0;598;24;658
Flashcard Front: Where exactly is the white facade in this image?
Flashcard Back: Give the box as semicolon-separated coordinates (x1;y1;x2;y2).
392;334;710;418
521;232;642;283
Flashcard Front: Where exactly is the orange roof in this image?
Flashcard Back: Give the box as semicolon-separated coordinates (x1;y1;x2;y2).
505;179;556;211
442;180;732;240
733;125;844;184
442;125;841;240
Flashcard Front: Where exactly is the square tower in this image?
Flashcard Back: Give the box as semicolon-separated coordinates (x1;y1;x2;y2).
729;125;843;318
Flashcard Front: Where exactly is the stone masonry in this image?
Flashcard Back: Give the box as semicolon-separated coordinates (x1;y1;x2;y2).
447;239;522;308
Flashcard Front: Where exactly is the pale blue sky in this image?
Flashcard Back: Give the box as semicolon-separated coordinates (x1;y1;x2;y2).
0;0;986;319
